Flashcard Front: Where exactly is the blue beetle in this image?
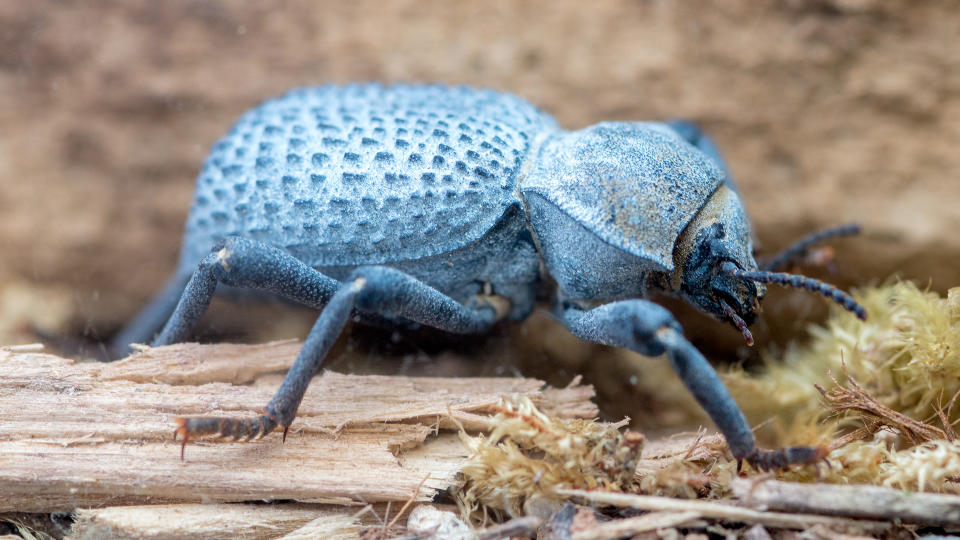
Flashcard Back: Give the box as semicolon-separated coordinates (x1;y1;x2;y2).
112;84;864;467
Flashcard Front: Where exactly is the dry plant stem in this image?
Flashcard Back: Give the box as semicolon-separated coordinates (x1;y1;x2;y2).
381;532;433;540
0;344;595;512
825;420;883;452
815;368;946;444
804;524;878;540
369;474;432;540
569;511;701;540
555;489;891;535
933;388;960;441
0;343;45;352
475;516;543;539
732;478;960;527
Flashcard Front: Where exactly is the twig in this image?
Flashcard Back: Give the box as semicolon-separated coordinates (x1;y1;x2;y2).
732;478;960;527
385;475;431;532
477;516;543;539
556;489;891;534
570;511;700;540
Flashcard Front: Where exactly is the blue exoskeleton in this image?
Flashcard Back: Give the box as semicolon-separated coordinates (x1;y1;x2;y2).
112;84;865;468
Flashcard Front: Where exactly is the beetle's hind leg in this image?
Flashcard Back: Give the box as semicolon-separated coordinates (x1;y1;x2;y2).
173;275;362;459
557;297;827;471
163;240;502;458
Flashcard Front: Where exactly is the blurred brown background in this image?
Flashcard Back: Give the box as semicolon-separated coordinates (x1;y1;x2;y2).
0;1;957;423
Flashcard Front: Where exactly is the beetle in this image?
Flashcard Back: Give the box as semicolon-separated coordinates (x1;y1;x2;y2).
111;84;865;467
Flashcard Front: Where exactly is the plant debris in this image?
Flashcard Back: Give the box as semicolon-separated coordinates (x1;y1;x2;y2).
456;396;645;519
724;282;960;442
447;282;960;537
717;283;960;491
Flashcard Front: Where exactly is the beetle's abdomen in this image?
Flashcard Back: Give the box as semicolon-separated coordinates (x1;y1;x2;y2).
179;84;557;271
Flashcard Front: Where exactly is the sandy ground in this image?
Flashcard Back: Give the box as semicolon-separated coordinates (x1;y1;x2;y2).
1;0;958;426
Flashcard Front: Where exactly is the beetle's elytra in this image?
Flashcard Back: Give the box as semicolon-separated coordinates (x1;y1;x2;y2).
113;84;864;468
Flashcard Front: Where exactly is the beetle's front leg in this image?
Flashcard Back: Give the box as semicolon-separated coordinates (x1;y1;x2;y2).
557;298;825;471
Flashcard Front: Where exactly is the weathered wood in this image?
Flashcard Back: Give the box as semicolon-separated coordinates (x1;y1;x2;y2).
69;501;440;540
70;503;363;540
0;343;596;513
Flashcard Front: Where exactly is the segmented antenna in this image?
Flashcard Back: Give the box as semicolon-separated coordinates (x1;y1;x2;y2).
762;223;861;272
721;262;866;320
718;297;754;346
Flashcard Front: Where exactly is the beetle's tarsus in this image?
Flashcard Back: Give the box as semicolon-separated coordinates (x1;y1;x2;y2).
739;445;829;473
173;414;279;460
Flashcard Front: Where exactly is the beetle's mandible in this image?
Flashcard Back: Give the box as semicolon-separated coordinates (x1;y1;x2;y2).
112;84;866;468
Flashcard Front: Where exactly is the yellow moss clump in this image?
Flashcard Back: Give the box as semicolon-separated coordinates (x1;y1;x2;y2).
794;439;960;493
724;282;960;445
721;282;960;491
456;397;644;518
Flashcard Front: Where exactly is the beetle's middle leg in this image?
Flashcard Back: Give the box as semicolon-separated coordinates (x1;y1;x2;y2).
557;297;825;470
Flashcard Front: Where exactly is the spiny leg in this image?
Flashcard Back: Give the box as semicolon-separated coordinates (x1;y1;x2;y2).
557;297;825;470
175;264;501;458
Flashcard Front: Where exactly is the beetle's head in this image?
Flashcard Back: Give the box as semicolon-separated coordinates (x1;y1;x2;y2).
671;185;867;345
671;184;764;344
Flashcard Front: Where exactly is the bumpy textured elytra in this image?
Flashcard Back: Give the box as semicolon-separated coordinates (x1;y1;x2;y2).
182;86;552;270
113;84;865;468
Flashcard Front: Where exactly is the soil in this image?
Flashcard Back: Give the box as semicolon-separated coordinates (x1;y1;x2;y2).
1;0;958;427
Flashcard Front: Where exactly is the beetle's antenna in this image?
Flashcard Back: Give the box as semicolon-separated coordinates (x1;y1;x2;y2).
762;223;861;272
718;297;754;346
721;262;866;320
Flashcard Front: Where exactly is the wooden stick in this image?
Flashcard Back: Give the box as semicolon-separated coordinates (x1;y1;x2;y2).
0;343;595;513
555;489;891;535
570;511;701;540
732;478;960;527
476;516;543;539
